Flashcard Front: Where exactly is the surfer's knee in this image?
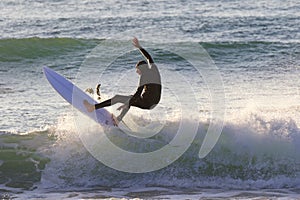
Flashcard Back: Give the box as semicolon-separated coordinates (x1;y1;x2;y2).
111;95;131;104
111;95;121;101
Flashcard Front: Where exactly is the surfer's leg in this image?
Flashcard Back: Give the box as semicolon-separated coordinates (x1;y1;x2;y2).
115;97;157;122
111;95;131;105
95;99;111;109
130;98;154;109
95;95;131;110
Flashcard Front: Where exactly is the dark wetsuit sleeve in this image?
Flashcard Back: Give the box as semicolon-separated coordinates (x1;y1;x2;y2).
139;48;154;64
129;86;144;106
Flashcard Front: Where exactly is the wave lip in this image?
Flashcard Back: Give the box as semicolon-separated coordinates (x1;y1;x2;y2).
39;115;300;190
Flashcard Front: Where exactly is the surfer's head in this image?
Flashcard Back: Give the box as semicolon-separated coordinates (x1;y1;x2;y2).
135;60;147;75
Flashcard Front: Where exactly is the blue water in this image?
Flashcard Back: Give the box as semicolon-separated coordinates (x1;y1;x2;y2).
1;0;300;199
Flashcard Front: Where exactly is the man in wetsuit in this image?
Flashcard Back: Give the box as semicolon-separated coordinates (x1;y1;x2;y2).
84;37;161;125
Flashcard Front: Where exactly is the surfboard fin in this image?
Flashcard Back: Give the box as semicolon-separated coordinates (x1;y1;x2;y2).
96;84;101;101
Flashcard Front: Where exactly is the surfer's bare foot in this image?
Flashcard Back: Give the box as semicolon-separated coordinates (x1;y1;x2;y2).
112;114;119;126
83;100;95;112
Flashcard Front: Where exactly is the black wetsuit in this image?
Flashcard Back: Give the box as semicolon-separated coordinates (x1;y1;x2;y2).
94;47;161;121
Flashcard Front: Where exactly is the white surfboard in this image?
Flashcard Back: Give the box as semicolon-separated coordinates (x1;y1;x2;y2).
43;67;115;126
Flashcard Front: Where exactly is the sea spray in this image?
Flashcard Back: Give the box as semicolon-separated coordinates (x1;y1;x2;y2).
37;112;300;190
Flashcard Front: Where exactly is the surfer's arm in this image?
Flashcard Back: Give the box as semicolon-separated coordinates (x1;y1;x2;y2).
139;48;154;64
132;37;154;64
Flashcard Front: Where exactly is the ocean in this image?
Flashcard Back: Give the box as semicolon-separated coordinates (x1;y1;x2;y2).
1;0;300;199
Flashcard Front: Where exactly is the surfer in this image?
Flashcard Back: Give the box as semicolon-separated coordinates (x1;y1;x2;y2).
84;37;161;125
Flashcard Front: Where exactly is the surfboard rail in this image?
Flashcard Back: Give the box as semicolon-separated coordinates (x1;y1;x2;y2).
43;67;115;126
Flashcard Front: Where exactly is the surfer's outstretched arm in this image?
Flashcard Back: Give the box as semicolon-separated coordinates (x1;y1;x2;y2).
132;37;154;64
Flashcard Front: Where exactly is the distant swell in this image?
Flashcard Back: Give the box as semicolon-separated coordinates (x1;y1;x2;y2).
1;37;298;62
0;38;100;62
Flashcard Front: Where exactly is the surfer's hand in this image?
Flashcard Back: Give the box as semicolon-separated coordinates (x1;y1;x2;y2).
132;37;141;49
117;104;128;111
